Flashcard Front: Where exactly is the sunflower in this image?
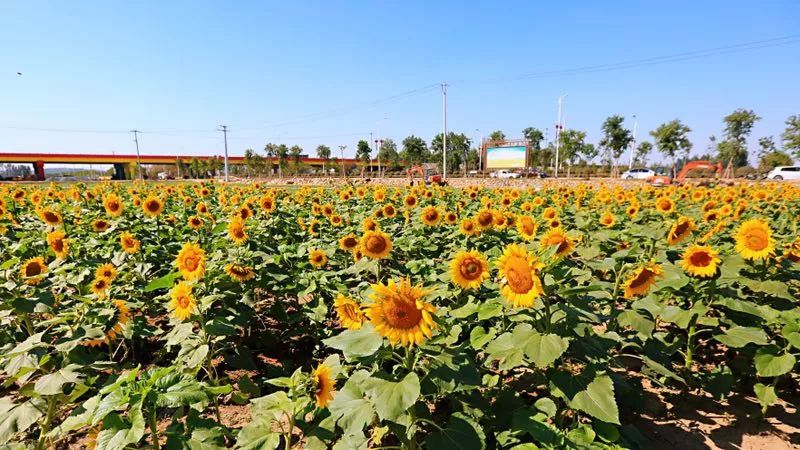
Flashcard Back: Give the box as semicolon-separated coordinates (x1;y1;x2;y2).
309;249;328;269
444;211;458;224
105;300;131;342
259;195;276;213
542;207;558;221
92;219;110;232
516;215;538;241
225;263;255;282
90;277;110;299
175;242;206;281
382;203;397;218
734;218;774;260
311;363;335;408
623;262;663;299
196;202;209;214
626;204;640;218
540;228;575;259
420;206;441;226
680;245;720;278
333;294;365;330
599;211;615;228
450;250;489;290
403;194;419;209
188;215;204;229
496;244;544;307
667;216;696;245
120;232;141;254
227;217;248;244
655;197;675;214
95;263;117;282
329;214;344;227
20;257;47;285
169;282;196;321
360;230;392;260
339;234;359;251
38;208;62;227
362;217;378;232
47;230;69;259
142;195;164;217
475;209;495;230
366;278;437;347
103;193;124;217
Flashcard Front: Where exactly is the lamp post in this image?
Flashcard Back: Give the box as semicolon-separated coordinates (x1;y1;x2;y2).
554;94;567;178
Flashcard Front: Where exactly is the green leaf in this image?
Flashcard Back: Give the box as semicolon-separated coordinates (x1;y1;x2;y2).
550;370;620;425
234;420;281;450
485;324;533;370
424;412;486;450
362;372;420;423
144;271;180;292
534;398;557;418
0;397;45;444
323;324;382;361
523;333;570;368
34;364;82;396
754;383;777;411
328;371;374;435
617;310;654;339
714;326;769;348
754;346;796;377
469;326;495;350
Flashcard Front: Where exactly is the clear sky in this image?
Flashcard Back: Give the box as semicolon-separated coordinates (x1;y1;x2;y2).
2;1;799;165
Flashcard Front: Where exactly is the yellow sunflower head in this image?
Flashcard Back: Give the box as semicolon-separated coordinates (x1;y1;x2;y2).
188;215;204;230
475;209;495;230
142;195;164;217
95;263;117;282
38;208;63;227
366;278;437;347
227;217;248;245
667;216;696;245
47;230;69;259
459;218;479;236
225;263;255;282
599;211;615;228
623;262;663;299
680;245;721;278
496;244;545;308
175;242;206;281
120;232;141;254
420;206;441;226
655;197;675;214
103;193;124;217
333;294;365;330
90;276;110;299
450;250;489;290
540;228;575;259
339;234;359;252
20;257;47;285
309;249;328;269
382;203;397;218
516;215;538;241
92;219;110;233
311;363;335;408
169;282;197;321
360;230;392;260
734;218;774;260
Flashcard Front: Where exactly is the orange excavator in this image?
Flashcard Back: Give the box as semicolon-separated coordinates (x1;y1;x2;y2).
408;164;446;186
648;161;723;186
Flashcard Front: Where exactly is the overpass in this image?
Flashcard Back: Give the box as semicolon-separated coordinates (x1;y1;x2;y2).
0;152;373;180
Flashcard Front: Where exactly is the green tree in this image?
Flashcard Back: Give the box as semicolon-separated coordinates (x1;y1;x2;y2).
264;143;279;176
276;144;289;177
356;140;371;175
316;145;332;172
757;136;777;159
718;108;760;167
400;135;430;166
523;127;544;167
465;148;480;171
758;151;793;172
377;139;399;172
650;119;692;178
782;115;800;158
431;132;471;175
598;115;633;175
634;141;653;166
558;129;592;177
488;130;506;143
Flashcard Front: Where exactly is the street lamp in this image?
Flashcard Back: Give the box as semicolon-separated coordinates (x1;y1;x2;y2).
554;94;567;178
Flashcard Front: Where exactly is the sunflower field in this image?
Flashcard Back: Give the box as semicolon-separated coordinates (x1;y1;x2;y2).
0;180;798;449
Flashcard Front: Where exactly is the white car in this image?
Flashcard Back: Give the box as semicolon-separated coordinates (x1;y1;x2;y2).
766;166;800;181
621;168;655;180
490;169;521;179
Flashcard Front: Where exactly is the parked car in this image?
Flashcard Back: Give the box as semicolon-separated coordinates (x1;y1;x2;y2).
519;168;549;178
621;168;656;180
490;169;521;179
766;166;800;181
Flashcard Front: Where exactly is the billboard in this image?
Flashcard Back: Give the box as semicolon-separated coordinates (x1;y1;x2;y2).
486;145;526;169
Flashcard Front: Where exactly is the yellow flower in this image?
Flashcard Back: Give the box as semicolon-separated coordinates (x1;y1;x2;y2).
623;262;663;299
516;215;538;241
142;195;164;217
92;219;110;232
734;218;774;260
667;216;696;245
420;206;441;226
655;197;675;214
175;243;206;281
382;203;397;218
225;263;255;282
339;234;359;252
540;228;575;259
366;278;437;347
309;249;328;269
169;282;197;321
103;193;124;217
680;245;720;278
105;300;130;343
360;230;392;260
47;230;69;259
459;218;479;236
450;250;489;290
496;244;544;307
188;215;204;230
90;276;110;299
333;294;365;330
311;363;335;408
37;208;62;227
120;232;141;254
227;217;248;244
20;257;47;285
95;263;117;282
599;211;615;228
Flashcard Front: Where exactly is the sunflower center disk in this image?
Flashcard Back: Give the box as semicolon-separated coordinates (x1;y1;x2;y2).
382;298;422;329
505;257;534;293
689;251;712;267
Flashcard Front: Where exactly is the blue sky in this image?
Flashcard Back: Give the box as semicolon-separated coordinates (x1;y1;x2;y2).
1;1;799;165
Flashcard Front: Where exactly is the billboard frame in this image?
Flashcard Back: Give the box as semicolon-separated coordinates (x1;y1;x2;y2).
480;139;530;173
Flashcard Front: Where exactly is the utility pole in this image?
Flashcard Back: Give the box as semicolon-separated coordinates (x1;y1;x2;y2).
219;125;229;182
130;130;142;180
338;145;346;178
441;83;448;179
628;115;638;169
554;94;567;178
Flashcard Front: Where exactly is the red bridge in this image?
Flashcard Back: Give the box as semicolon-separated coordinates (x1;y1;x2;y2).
0;152;371;180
